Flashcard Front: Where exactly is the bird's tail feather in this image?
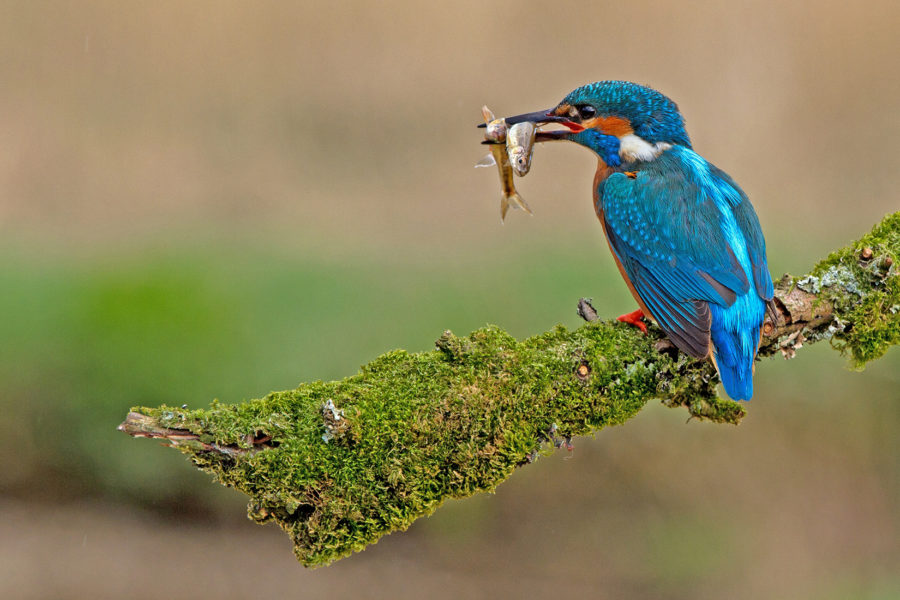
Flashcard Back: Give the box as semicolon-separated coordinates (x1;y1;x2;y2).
710;319;760;401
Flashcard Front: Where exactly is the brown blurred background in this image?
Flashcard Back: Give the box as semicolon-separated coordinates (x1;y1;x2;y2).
0;1;898;598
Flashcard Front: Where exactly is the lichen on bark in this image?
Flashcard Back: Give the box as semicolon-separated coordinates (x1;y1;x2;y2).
797;212;900;367
120;211;899;568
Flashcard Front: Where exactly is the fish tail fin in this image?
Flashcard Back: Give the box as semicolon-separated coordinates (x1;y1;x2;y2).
508;191;533;216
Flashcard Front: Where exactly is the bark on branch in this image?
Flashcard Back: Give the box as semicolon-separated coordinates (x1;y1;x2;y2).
119;212;900;567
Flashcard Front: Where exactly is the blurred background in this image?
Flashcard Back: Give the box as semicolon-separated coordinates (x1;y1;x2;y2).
1;1;898;598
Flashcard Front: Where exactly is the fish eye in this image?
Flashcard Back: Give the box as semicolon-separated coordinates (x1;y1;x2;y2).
578;105;597;120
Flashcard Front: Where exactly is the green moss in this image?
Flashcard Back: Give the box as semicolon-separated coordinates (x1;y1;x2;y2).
804;212;900;368
127;213;899;567
133;320;726;567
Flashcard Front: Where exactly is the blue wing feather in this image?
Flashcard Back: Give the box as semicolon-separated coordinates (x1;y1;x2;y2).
708;164;774;301
598;146;772;362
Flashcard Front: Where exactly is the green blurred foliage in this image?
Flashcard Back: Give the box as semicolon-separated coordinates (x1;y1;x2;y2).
0;240;633;506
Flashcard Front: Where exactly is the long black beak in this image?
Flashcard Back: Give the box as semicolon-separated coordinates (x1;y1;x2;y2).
477;108;568;128
535;130;571;142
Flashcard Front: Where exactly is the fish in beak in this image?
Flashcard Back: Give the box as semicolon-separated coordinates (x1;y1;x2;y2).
477;108;584;142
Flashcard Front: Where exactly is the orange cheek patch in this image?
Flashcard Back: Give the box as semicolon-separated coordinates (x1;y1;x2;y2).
583;115;634;137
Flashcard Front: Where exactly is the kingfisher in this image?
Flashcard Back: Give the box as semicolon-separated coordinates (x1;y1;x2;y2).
503;81;774;400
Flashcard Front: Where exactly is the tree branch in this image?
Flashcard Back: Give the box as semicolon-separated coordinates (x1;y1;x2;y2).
119;212;899;567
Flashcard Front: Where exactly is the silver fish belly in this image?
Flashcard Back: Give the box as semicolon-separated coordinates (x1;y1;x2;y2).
506;122;536;177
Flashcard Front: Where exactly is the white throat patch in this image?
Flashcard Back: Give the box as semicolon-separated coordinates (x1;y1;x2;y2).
618;134;671;162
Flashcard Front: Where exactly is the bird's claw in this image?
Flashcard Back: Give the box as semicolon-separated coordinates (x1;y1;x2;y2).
616;309;648;334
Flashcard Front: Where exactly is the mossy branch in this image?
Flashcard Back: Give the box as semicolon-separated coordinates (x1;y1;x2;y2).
119;212;900;567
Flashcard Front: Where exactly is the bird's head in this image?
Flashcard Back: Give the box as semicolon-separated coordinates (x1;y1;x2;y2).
505;81;691;167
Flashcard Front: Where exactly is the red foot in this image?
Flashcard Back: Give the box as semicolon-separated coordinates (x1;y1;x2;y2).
616;309;648;334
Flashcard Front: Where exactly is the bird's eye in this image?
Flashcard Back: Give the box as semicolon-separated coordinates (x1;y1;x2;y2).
578;105;597;120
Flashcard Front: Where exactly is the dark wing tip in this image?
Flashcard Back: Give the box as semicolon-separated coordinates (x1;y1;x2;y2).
658;300;712;359
637;269;712;359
